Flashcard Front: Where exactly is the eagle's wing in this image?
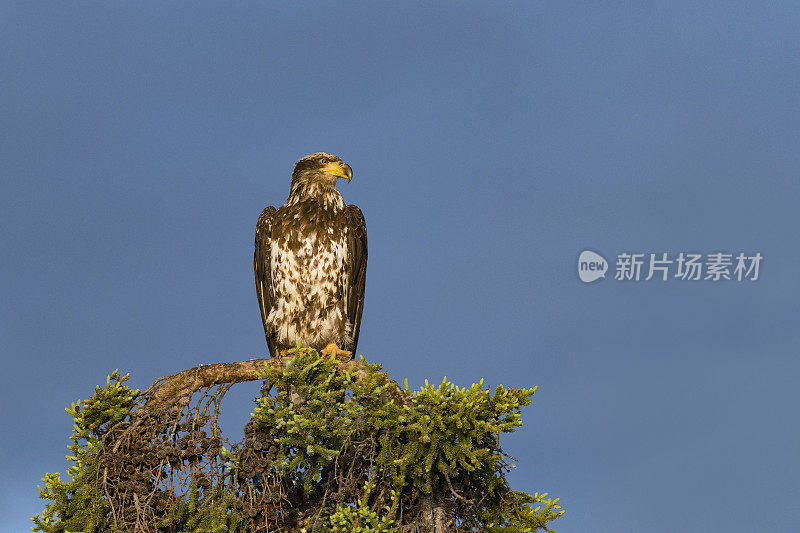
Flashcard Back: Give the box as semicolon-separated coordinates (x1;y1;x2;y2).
345;204;368;353
254;206;277;356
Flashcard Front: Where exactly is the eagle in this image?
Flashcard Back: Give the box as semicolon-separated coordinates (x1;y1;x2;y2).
254;152;367;359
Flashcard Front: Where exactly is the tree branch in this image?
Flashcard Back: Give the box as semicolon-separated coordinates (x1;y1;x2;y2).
143;358;282;407
141;356;409;409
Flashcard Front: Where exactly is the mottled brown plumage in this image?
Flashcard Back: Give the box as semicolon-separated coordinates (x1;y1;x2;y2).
254;153;367;358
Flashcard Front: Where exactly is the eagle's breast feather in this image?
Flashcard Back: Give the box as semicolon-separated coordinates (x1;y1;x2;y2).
266;205;350;349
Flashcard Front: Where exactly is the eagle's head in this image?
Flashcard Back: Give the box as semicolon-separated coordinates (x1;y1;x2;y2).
291;152;353;187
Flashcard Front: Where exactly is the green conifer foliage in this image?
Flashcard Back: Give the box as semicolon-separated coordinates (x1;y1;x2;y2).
33;349;563;532
32;370;138;532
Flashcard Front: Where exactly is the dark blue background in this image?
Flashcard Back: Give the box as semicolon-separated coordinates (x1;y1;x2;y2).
2;3;798;531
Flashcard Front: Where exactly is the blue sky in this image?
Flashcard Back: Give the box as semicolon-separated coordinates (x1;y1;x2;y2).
2;2;799;531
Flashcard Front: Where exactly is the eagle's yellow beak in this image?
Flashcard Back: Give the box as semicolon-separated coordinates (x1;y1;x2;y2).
322;162;353;182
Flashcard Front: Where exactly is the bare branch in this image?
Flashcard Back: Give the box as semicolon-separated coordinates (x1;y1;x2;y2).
142;356;409;410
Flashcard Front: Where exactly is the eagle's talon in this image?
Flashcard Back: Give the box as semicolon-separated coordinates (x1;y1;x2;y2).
321;342;352;360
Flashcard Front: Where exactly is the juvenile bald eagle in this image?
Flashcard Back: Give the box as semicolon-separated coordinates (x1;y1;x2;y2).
254;153;367;358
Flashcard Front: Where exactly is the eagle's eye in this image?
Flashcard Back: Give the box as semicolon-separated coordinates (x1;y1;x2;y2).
319;157;329;165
